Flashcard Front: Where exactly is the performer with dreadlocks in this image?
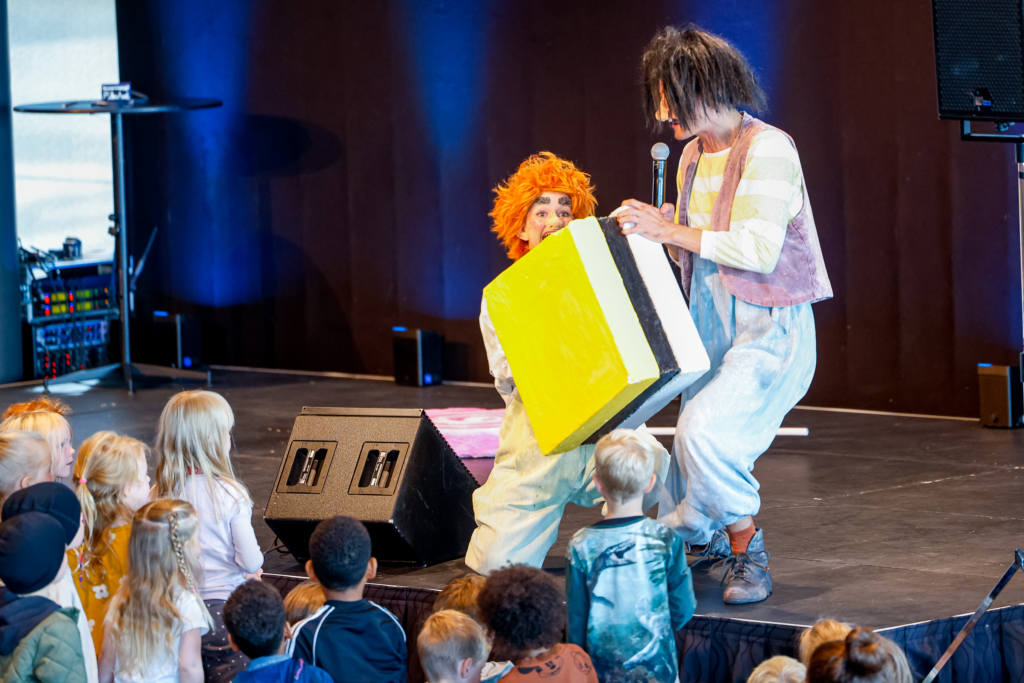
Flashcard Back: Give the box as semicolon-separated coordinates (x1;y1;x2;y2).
466;152;668;575
614;27;832;604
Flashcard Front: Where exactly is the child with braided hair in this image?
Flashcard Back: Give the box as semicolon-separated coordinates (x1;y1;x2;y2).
99;499;213;683
69;432;152;653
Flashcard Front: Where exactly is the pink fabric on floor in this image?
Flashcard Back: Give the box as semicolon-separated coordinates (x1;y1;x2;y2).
425;407;504;458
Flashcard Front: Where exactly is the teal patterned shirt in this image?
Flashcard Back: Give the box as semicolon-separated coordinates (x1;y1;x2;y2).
566;517;695;683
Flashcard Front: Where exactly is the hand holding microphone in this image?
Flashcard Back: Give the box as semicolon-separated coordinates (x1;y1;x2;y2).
613;142;676;243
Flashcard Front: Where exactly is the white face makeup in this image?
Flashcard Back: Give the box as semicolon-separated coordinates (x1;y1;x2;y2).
658;83;690;141
517;191;574;251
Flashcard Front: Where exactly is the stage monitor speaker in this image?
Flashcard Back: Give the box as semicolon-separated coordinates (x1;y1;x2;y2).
263;407;478;566
932;0;1024;121
393;328;443;386
977;364;1023;428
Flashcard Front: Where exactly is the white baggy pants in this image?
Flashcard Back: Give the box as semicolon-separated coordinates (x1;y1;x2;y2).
658;255;817;544
465;397;668;575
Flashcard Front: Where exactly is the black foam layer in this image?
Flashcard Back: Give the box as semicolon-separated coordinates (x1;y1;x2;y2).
584;217;679;444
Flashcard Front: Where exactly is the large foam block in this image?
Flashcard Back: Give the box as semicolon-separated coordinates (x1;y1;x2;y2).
484;216;710;455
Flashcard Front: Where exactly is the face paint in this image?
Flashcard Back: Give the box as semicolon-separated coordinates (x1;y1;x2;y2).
518;191;574;251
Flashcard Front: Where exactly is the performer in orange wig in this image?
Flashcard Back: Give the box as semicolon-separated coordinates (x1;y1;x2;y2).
468;152;668;575
489;151;597;261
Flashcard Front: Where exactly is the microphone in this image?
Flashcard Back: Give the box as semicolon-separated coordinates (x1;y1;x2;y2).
651;143;670;209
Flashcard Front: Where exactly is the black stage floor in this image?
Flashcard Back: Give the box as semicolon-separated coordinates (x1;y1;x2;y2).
5;368;1023;631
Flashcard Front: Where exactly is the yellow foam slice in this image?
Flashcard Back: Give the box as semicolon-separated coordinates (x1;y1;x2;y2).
484;217;659;454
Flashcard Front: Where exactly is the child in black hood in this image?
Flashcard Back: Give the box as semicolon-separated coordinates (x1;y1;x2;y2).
0;511;87;682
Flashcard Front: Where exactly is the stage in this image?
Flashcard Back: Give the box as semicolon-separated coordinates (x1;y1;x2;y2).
5;368;1023;681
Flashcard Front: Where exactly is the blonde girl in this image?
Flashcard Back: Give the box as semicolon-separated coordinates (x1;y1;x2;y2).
0;409;76;479
154;390;263;682
71;432;153;653
0;430;55;505
99;499;212;683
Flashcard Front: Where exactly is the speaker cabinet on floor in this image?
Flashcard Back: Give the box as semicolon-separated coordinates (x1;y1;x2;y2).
264;407;478;566
932;0;1024;121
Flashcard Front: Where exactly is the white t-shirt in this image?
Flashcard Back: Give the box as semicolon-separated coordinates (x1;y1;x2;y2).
178;475;263;600
113;591;209;683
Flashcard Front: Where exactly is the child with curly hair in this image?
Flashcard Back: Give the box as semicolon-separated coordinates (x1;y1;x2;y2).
477;565;597;683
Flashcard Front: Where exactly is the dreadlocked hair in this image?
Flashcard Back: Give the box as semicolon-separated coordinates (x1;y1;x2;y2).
641;26;766;131
105;500;212;677
75;432;149;582
489;152;597;261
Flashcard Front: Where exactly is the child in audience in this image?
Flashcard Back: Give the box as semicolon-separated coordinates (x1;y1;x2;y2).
0;410;76;479
99;499;212;683
287;516;406;683
432;575;511;683
806;626;913;683
0;512;87;683
565;429;695;683
0;431;55;504
478;565;597;683
433;575;487;621
283;580;326;626
223;580;334;683
153;389;263;682
2;395;72;420
418;610;489;683
3;482;97;683
70;432;152;653
747;656;806;683
798;619;851;667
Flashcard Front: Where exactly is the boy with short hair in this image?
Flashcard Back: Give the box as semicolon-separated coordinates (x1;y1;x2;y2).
566;429;696;683
477;565;597;683
287;516;407;683
429;576;512;683
224;579;333;682
417;610;488;683
0;512;87;683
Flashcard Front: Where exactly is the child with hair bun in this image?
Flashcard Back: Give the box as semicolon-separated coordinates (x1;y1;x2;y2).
0;431;54;505
806;626;913;683
799;619;852;668
154;390;263;682
70;432;152;653
0;410;76;480
99;499;213;683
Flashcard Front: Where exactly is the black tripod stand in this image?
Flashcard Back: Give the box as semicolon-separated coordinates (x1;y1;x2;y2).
14;95;220;393
959;121;1024;384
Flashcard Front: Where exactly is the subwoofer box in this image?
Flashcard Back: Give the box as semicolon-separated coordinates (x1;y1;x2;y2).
264;407;478;566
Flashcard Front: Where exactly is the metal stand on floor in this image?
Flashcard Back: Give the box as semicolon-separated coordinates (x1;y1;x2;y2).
14;95;221;393
921;549;1024;683
958;121;1024;385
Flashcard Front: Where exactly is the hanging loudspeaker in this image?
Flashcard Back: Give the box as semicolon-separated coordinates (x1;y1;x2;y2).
932;0;1024;121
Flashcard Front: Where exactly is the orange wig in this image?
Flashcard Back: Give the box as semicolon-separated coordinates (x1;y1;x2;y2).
490;152;597;261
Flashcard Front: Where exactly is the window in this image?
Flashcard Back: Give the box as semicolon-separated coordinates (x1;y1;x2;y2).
8;0;119;261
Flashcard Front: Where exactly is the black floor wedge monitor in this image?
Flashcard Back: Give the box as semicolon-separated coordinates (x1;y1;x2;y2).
264;407;478;566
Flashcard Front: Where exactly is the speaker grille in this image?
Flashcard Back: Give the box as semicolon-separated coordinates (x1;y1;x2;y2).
933;0;1024;120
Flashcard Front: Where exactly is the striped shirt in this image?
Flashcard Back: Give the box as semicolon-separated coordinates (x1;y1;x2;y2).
678;129;804;274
